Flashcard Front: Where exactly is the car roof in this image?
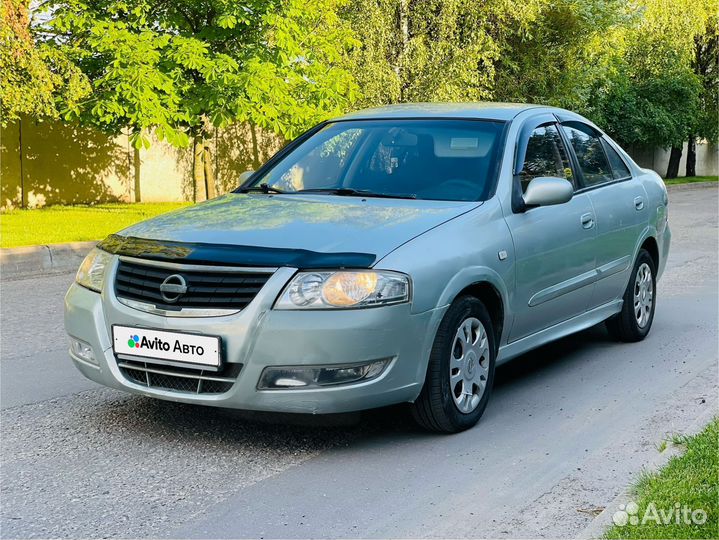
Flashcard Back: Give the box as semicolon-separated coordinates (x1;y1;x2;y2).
334;102;551;122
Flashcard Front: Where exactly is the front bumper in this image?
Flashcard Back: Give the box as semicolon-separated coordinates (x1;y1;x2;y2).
64;261;442;414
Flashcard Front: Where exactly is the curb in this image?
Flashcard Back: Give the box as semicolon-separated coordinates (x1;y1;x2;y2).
665;181;718;191
0;241;97;280
577;405;718;539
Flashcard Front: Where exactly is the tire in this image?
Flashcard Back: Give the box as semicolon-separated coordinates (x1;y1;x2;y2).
411;296;496;433
606;249;657;342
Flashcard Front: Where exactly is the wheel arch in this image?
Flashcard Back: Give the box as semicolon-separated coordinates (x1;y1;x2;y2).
630;225;658;271
640;236;659;269
455;282;505;351
434;267;510;350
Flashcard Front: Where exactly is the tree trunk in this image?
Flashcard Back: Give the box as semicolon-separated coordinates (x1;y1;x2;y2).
665;145;682;179
133;143;141;203
249;123;260;169
19;117;25;208
395;0;409;100
203;145;216;199
398;0;408;54
193;134;206;202
686;137;697;177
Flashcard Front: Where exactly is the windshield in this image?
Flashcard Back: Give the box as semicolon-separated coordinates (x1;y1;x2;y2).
244;119;506;201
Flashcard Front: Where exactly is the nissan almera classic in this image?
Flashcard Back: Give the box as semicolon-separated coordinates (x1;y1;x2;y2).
65;103;670;433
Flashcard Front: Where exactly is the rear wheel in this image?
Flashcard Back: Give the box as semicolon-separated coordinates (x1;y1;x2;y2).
411;296;496;433
606;249;656;342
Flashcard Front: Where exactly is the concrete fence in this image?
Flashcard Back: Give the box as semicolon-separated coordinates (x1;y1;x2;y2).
1;118;283;209
1;118;716;209
628;141;718;178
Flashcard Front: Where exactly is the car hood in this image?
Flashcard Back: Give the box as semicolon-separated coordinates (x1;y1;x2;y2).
117;193;480;264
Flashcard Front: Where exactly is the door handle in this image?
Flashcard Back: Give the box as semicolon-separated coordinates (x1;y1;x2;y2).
581;213;595;229
634;196;645;210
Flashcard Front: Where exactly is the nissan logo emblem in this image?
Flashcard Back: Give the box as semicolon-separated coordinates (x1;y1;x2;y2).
159;274;188;303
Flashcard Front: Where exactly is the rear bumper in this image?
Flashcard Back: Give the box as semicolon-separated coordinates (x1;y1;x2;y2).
657;222;671;281
64;274;443;414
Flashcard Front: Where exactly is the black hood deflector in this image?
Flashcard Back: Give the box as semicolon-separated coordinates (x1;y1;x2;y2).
98;234;377;269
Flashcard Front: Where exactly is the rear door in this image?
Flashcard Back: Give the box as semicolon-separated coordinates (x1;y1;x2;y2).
504;116;597;342
558;121;647;307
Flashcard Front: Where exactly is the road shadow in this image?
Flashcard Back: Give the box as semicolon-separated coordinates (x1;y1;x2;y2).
85;322;617;450
494;323;614;388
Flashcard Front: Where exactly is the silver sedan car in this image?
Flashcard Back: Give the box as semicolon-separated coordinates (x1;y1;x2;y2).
65;103;670;432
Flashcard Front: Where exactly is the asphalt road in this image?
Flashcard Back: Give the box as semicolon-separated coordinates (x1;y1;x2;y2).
1;186;717;539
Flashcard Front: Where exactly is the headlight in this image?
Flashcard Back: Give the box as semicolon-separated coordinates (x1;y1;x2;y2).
75;248;113;292
275;270;410;309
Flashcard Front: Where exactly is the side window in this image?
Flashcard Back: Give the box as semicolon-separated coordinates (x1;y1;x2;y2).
519;124;573;193
560;122;613;187
602;139;631;180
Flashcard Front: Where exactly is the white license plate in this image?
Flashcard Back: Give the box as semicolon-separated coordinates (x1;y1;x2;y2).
112;325;221;369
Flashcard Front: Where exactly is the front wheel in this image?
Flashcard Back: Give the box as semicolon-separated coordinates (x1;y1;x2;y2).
411;296;496;433
606;249;657;342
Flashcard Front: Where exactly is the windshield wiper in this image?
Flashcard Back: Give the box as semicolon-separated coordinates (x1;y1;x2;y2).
238;184;286;194
296;188;417;200
238;185;417;199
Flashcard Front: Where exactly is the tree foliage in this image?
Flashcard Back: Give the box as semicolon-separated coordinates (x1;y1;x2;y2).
30;0;358;199
342;0;715;156
692;15;718;144
591;0;712;147
491;0;630;112
343;0;545;106
37;0;358;147
0;0;89;125
4;0;715;184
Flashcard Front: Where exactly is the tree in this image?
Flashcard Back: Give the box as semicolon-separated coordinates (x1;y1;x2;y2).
0;0;89;125
492;0;630;112
687;16;718;177
39;0;358;200
342;0;544;107
342;0;637;113
343;0;712;180
589;0;711;178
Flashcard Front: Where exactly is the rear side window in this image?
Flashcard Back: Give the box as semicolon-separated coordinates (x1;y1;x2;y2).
560;122;613;187
602;139;631;180
519;124;573;192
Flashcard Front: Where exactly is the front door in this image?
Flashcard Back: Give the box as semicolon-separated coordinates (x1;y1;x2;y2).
504;120;597;341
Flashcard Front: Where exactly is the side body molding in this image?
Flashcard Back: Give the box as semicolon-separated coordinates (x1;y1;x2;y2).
528;255;631;307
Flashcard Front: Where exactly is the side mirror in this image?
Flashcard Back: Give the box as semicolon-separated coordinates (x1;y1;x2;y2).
522;177;574;207
238;170;255;184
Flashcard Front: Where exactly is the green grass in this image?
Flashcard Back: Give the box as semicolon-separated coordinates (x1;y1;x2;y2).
663;175;719;185
605;418;719;539
0;175;716;247
0;203;190;248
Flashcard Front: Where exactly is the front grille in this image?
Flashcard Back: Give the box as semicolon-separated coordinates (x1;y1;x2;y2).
115;259;273;312
118;359;242;394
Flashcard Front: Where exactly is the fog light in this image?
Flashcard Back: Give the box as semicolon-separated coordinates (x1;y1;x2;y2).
258;358;391;389
69;338;97;365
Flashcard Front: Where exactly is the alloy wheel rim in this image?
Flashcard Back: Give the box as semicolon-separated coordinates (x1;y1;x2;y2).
634;263;654;328
449;317;490;413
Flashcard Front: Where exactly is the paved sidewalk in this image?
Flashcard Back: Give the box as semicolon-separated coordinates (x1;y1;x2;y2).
0;241;96;280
